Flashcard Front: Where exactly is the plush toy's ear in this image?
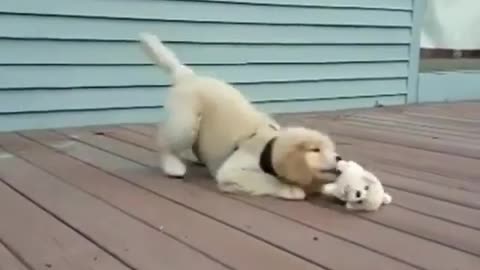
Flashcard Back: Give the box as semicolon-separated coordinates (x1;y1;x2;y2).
336;160;349;172
362;170;379;184
383;193;392;205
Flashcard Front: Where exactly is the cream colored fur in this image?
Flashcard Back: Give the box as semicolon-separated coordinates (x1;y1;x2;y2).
139;33;339;200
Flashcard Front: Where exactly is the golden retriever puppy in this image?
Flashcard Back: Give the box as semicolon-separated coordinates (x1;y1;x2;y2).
139;33;340;200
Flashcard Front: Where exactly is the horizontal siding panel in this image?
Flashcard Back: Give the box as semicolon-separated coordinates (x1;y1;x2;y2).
0;62;409;89
0;15;411;44
0;0;412;27
257;95;406;113
0;0;414;131
418;71;480;103
197;0;413;10
0;40;410;64
0;79;407;113
0;95;406;132
0;88;167;113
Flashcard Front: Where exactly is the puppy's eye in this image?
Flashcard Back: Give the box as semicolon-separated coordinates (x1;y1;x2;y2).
310;148;321;152
357;200;363;204
364;186;369;191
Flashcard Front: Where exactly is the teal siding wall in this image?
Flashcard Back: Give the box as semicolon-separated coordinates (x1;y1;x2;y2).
0;0;418;131
418;71;480;103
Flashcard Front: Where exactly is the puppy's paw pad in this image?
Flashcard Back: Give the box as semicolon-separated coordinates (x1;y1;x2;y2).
279;186;306;200
161;155;187;178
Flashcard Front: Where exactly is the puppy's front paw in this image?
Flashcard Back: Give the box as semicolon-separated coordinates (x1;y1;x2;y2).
279;186;306;200
321;183;337;196
161;155;187;178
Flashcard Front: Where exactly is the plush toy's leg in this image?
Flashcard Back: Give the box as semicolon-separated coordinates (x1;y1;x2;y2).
320;183;338;197
345;202;355;210
216;153;305;200
383;193;393;204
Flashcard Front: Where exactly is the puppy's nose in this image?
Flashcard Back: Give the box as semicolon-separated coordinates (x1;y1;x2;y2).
336;155;342;162
355;190;361;198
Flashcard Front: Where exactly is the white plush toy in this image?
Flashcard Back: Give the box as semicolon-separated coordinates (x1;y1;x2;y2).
321;160;392;211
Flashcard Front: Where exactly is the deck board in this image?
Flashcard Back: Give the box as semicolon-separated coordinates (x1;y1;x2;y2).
16;130;324;270
70;126;480;225
0;102;479;270
110;124;480;207
0;163;129;270
38;129;414;270
0;241;28;270
0;136;227;270
55;126;480;269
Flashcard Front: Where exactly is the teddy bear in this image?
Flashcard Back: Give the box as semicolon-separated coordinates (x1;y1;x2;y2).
321;160;392;211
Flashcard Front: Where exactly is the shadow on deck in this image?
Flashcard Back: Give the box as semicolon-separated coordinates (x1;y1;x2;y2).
0;102;479;270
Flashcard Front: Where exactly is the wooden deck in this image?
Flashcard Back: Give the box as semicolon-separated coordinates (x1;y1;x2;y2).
1;102;479;270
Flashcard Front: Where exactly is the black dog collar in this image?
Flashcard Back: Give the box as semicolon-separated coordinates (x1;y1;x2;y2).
259;137;278;177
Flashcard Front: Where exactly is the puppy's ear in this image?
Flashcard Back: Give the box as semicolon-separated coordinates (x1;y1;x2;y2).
274;144;314;187
382;193;392;205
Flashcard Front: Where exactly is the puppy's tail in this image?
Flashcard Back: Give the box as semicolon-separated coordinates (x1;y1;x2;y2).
139;32;194;82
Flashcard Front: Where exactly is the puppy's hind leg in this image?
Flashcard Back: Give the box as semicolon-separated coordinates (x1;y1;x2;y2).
157;97;201;178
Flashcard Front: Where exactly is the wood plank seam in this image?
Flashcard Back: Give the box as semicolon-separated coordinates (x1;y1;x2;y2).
53;128;479;269
374;166;480;194
346;115;480;139
0;162;137;270
0;142;231;270
8;140;262;270
16;132;332;270
333;119;480;143
100;127;480;248
238;192;480;258
20;125;478;268
381;183;480;211
337;119;480;144
0;237;33;270
11;135;237;270
229;196;427;270
117;126;480;207
325;205;480;257
390;203;480;232
45;130;424;269
8;134;239;270
325;124;480;160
